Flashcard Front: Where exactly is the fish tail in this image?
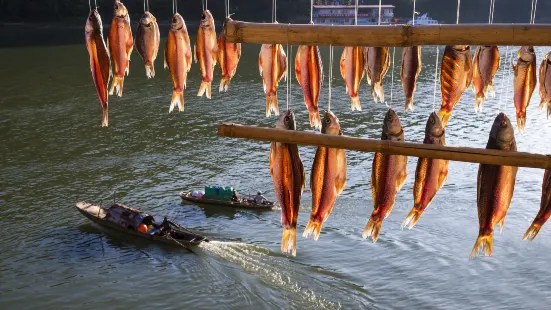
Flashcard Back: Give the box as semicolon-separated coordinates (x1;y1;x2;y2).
548;104;551;120
401;206;424;230
109;76;124;97
169;91;184;113
302;219;322;240
372;83;384;103
266;93;279;117
362;217;382;243
487;82;495;98
474;96;485;113
145;62;155;79
437;110;452;128
101;104;108;127
523;222;542;241
197;81;212;99
351;96;362;111
405;96;414;112
516;114;526;133
469;231;493;259
281;227;297;256
219;78;230;93
539;100;551;119
309;110;322;129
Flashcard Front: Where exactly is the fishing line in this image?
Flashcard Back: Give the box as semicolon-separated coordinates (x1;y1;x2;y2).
456;0;461;24
329;45;333;112
504;48;514;114
355;0;358;26
388;46;396;109
144;0;146;12
531;0;538;24
272;0;277;23
286;30;290;110
432;46;440;112
378;0;382;25
205;0;208;10
89;0;91;11
201;0;204;12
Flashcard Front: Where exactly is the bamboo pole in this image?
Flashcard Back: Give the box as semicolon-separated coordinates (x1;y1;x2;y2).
218;123;551;169
224;20;551;46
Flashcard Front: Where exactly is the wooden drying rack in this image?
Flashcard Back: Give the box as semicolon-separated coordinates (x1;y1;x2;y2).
218;21;551;168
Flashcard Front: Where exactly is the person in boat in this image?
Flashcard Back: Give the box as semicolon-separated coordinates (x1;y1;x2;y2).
231;190;239;202
254;191;266;204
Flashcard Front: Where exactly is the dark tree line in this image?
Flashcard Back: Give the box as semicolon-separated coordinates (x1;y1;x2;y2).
0;0;548;24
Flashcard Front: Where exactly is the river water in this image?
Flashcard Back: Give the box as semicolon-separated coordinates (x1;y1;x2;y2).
2;39;551;309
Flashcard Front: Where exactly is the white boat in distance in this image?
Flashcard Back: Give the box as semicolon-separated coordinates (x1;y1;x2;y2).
407;13;439;25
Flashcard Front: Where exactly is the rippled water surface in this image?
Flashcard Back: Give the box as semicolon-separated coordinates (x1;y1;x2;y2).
2;41;551;309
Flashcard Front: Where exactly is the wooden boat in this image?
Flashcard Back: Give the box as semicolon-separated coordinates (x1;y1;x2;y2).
76;201;208;248
179;191;276;210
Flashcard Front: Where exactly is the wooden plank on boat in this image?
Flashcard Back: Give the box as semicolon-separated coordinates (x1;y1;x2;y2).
217;123;551;169
224;20;551;46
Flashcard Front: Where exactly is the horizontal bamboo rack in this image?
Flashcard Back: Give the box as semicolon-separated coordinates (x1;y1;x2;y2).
224;20;551;46
218;123;551;169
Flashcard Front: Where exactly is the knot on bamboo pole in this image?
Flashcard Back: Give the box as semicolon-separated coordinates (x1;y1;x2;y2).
401;24;413;46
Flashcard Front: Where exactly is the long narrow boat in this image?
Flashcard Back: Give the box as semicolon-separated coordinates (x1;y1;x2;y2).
179;191;276;210
76;201;208;248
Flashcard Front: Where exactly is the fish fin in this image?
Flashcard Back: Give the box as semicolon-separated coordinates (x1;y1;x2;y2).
548;104;551;120
303;219;322;240
294;57;302;87
362;217;381;243
351;96;362;111
474;96;485;113
281;227;297;256
197;82;212;99
437;110;451;128
401;206;423;230
193;43;198;63
523;222;542;241
487;82;495;98
309;111;321;129
125;65;130;76
516;114;526;133
498;217;505;233
169;91;184;113
512;63;517;74
469;233;493;259
109;76;124;97
145;62;155;79
101;104;109;127
266;94;279;117
405;96;414;112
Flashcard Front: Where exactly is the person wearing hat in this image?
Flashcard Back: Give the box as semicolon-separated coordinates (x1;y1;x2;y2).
254;191;266;204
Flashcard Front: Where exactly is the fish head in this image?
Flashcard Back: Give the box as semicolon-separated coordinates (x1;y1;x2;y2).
86;9;102;34
426;112;444;137
140;11;155;27
275;110;296;131
518;46;536;62
545;51;551;64
171;13;185;31
490;112;515;149
452;45;470;52
382;108;404;140
113;1;128;18
200;10;215;28
321;111;342;135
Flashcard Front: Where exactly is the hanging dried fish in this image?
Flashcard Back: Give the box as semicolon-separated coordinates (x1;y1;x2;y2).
135;11;160;79
538;51;551;119
195;10;218;99
217;17;241;92
365;47;390;104
295;44;323;129
401;46;422;112
340;46;364;111
472;46;500;112
108;0;133;97
259;43;287;117
512;46;537;132
523;169;551;241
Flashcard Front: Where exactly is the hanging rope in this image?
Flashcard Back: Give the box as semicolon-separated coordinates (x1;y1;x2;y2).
489;0;495;24
388;47;396;108
144;0;146;12
286;26;291;110
412;0;416;25
311;0;314;23
504;48;514;111
432;46;440;112
456;0;461;24
147;0;149;12
272;0;277;23
205;0;208;10
378;0;382;25
328;44;333;112
498;46;510;112
89;0;91;11
355;0;358;26
530;0;538;24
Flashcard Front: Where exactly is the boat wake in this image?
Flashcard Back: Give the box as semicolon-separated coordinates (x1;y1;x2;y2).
199;241;341;309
